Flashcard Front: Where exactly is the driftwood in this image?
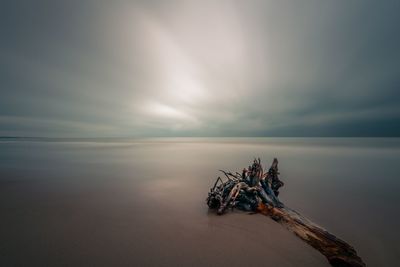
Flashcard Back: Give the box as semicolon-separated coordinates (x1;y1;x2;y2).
257;203;365;267
207;158;365;267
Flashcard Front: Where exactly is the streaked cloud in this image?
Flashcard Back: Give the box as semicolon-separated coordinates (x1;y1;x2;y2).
0;0;399;137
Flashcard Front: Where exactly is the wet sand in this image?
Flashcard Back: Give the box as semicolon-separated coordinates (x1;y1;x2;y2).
0;175;326;266
1;138;399;266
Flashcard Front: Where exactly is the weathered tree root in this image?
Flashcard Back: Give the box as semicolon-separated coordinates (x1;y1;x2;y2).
257;203;366;267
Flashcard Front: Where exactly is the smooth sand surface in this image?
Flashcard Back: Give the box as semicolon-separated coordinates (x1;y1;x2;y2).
2;138;400;266
0;175;328;266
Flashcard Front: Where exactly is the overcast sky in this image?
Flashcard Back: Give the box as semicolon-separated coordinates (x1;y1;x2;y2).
1;0;399;137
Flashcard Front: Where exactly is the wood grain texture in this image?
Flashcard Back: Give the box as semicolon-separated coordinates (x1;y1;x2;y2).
257;203;366;267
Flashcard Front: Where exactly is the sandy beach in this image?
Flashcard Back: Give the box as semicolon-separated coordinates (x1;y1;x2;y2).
1;138;399;266
0;175;327;266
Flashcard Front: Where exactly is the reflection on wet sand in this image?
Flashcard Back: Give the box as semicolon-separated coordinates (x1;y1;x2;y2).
0;138;399;266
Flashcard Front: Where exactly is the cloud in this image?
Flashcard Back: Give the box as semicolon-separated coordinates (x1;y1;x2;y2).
0;0;399;137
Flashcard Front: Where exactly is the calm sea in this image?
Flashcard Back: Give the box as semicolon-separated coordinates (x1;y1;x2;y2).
1;137;399;266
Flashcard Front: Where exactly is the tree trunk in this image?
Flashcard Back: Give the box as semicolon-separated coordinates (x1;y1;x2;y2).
257;203;366;267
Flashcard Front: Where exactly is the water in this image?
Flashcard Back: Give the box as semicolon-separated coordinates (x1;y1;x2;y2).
0;138;399;266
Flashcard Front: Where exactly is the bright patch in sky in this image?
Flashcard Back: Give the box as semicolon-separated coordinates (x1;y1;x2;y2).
1;1;400;137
